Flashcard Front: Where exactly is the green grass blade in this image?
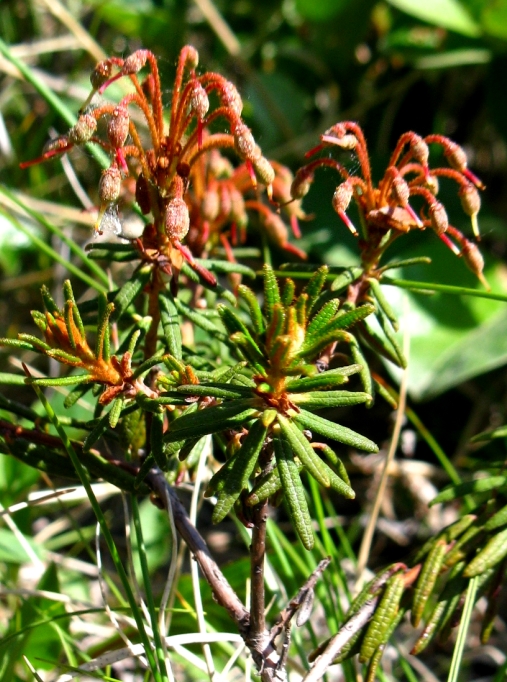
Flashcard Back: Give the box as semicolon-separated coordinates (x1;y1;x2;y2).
0;185;109;288
29;382;162;681
0;208;107;293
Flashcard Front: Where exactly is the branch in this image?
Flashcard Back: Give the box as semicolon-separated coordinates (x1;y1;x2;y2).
145;468;284;681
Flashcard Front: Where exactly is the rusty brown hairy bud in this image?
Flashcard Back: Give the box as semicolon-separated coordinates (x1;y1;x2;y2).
107;105;130;149
253;156;275;186
445;141;468;172
411;134;429;166
459;183;481;217
222;81;243;115
202;190;220;221
122;50;149;75
429;202;448;235
165;197;190;240
69;114;97;145
392;174;410;206
90;59;115;90
233;122;259;161
332;181;354;214
291;168;314;200
99;166;122;203
461;240;485;277
189;82;210;120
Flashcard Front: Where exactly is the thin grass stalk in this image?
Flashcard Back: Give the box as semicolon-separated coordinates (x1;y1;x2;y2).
0;185;110;288
131;495;171;682
447;576;479;682
0;209;107;293
30;381;162;681
355;308;410;590
189;436;217;681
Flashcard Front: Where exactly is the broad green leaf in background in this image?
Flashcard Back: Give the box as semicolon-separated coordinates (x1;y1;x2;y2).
386;0;481;36
379;249;507;400
481;1;507;40
295;0;352;21
0;527;43;563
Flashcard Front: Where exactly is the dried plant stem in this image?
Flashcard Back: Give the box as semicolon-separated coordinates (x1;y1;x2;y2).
191;0;241;56
303;595;381;682
270;557;331;642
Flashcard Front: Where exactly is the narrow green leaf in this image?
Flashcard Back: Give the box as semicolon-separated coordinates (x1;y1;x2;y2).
330;266;364;292
64;383;93;409
196;258;255;278
430;476;507;506
294;408;379;452
28;374;92;387
281;278;296;306
368;277;399;330
381;277;507;303
159;291;182;360
164;399;259;443
277;414;330;487
177;383;253;400
108;397;124;428
376;306;407;368
326;303;376;335
63;280;85;335
359;571;405;662
411;540;447;627
15;333;50;351
305;299;340;342
349;336;373;405
173;297;229;343
318;444;350;486
230;332;266;368
302;265;329;314
0;209;106;293
46;348;82;364
484;503;507;532
212;419;268;522
274;436;314;550
238;284;265;336
0;373;29;386
463;527;507;577
290;390;371;409
263;264;281;320
95;296;114;362
131;350;166;380
284;365;360;392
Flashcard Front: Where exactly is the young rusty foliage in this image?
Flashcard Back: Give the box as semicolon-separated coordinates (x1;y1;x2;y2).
309;479;507;675
21;45;305;290
154;265;379;549
0;280;158;420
